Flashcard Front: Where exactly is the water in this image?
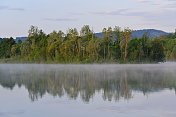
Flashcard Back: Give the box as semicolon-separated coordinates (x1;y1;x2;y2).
0;64;176;117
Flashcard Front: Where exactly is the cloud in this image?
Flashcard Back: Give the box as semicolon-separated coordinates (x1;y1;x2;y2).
135;0;176;2
0;6;25;11
92;9;129;15
0;6;8;10
162;2;176;9
136;0;151;3
167;0;176;1
94;8;176;20
9;8;25;11
44;18;77;22
92;9;149;17
134;0;176;7
68;12;84;16
91;6;176;31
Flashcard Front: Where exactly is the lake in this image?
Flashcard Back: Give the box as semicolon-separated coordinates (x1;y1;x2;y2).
0;64;176;117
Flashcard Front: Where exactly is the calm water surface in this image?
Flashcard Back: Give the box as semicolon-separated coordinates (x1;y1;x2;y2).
0;64;176;117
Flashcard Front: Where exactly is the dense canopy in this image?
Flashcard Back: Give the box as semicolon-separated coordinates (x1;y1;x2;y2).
0;25;176;63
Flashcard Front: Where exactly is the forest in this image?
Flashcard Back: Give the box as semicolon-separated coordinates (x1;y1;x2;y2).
0;25;176;63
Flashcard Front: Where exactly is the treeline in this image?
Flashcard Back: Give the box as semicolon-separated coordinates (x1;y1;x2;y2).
0;25;176;63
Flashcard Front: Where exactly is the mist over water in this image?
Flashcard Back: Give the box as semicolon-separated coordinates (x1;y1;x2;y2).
0;64;176;117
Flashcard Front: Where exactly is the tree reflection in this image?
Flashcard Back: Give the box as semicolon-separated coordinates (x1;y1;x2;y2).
0;65;176;102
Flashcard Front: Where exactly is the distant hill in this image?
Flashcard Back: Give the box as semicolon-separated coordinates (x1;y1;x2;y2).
0;29;169;43
15;37;27;43
132;29;169;38
95;29;169;39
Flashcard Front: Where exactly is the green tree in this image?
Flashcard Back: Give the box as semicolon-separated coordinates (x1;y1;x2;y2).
0;37;15;58
11;44;21;57
80;25;94;60
122;28;131;61
26;26;47;61
47;31;64;61
171;45;176;60
113;26;122;60
128;38;143;62
150;39;165;62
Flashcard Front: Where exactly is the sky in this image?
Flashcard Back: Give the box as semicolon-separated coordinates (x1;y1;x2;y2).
0;0;176;37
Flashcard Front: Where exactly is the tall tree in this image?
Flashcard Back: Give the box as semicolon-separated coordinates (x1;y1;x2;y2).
47;31;64;61
102;28;107;60
80;25;94;59
114;26;122;60
122;28;131;61
0;37;15;58
107;27;113;60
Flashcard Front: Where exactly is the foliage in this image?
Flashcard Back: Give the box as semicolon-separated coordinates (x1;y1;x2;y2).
0;25;175;63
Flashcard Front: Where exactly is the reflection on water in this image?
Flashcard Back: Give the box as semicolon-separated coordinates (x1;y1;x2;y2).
0;64;176;102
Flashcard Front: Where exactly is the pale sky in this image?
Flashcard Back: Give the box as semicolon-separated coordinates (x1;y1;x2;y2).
0;0;176;37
